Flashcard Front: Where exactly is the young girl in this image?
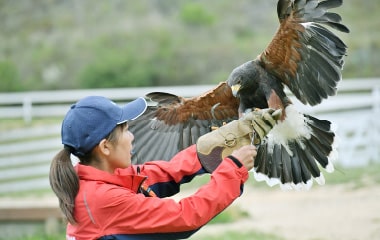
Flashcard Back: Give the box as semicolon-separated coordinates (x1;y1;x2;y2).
49;95;273;240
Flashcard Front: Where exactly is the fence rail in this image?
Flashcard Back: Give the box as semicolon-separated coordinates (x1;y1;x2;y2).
0;78;380;195
0;78;379;123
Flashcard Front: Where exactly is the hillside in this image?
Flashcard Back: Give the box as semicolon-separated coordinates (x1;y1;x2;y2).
0;0;379;92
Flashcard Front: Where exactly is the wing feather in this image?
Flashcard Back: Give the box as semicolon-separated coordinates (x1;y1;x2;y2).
151;82;239;125
259;0;349;106
129;82;239;164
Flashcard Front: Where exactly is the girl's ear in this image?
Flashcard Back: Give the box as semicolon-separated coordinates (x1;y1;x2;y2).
97;139;111;156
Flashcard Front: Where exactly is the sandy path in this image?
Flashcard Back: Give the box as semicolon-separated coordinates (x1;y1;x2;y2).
188;184;380;240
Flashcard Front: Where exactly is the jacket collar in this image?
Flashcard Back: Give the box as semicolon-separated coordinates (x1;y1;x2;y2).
75;164;146;193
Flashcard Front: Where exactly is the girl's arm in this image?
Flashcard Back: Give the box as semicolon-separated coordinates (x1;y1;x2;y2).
134;145;206;197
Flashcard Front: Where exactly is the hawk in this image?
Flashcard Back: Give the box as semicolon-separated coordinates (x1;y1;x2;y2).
129;0;349;189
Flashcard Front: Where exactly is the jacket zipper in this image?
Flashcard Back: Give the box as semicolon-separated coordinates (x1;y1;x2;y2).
137;166;157;197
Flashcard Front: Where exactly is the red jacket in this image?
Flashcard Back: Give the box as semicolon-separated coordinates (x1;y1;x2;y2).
66;145;249;240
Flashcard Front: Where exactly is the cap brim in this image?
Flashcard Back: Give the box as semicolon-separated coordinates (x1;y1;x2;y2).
118;97;147;124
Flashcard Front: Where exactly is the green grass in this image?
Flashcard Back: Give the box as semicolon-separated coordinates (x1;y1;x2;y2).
194;230;285;240
209;206;249;225
0;117;61;131
248;163;380;189
0;187;54;198
7;229;284;240
182;162;380;191
4;233;65;240
323;163;380;189
0;223;66;240
5;163;380;240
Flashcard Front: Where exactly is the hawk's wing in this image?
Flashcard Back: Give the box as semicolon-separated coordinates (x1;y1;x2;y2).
259;0;349;106
129;82;239;164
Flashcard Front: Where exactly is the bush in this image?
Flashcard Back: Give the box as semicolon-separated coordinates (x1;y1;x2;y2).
78;52;154;88
180;3;215;26
0;60;22;92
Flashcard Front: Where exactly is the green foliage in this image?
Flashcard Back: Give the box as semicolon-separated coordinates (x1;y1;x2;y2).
78;34;157;88
180;3;215;26
77;28;219;88
78;50;153;88
0;0;378;91
0;60;22;92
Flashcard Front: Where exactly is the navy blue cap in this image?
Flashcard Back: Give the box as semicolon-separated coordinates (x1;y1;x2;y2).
61;96;147;157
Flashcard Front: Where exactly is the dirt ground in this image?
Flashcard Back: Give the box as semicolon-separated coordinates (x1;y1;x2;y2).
186;184;380;240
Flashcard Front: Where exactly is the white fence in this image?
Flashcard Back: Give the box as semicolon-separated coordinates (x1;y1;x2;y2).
0;85;217;123
0;78;379;194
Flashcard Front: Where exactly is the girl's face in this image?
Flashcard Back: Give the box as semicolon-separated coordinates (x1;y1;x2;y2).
106;123;134;171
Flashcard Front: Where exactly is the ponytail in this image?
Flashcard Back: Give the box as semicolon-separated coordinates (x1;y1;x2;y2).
49;148;79;224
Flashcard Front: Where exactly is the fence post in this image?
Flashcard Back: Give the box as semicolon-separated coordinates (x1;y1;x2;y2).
23;96;32;124
372;86;380;161
374;86;380;115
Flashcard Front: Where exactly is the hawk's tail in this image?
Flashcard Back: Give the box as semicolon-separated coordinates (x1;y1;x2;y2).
253;105;338;190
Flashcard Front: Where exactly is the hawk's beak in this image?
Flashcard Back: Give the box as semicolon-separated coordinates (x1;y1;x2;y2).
230;84;241;97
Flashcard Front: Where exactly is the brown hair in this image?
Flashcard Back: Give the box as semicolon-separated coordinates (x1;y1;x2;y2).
49;123;126;224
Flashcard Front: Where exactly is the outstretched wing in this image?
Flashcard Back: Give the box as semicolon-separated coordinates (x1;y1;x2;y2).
259;0;349;106
129;82;239;164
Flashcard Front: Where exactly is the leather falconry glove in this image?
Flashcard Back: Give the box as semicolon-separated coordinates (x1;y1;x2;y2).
197;108;282;172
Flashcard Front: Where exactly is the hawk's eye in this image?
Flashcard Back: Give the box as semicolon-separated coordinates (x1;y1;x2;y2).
237;77;242;85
